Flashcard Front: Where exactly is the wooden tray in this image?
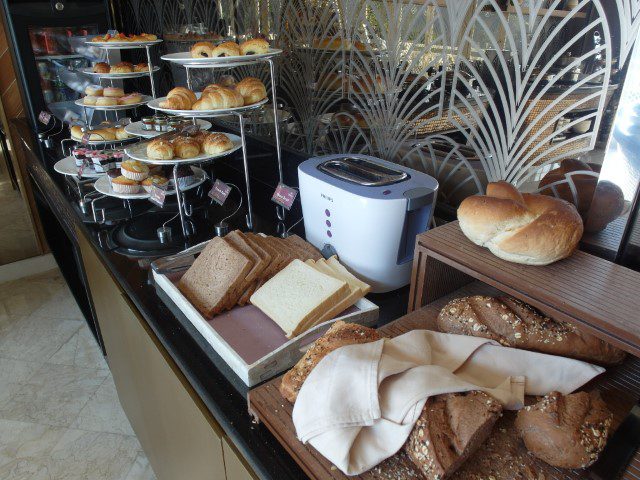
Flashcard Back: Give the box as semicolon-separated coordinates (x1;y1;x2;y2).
248;281;640;480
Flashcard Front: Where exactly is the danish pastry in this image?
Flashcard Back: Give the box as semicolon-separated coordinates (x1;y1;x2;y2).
211;42;241;58
239;38;269;55
190;41;215;58
236;77;267;104
203;133;233;154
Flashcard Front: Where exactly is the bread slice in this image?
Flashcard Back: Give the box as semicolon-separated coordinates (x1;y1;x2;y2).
279;321;381;403
250;259;350;338
326;256;371;295
246;234;282;282
222;231;263;309
282;234;323;261
178;237;253;317
236;233;272;306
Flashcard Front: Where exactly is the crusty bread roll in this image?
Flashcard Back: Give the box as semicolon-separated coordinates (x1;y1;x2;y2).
96;96;118;106
85;85;103;96
190;41;215;58
110;62;133;73
172;137;201;159
515;391;612;469
203;133;233;155
83;96;98;105
235;77;267;105
133;63;149;72
159;87;197;110
437;295;626;365
147;140;174;160
584;180;625;233
457;181;583;265
211;42;241;57
93;62;110;73
193;87;243;110
239;38;269;55
103;87;125;97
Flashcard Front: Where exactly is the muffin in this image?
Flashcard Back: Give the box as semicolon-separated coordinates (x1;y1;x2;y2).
111;176;140;194
120;160;150;181
171;165;196;189
141;175;169;192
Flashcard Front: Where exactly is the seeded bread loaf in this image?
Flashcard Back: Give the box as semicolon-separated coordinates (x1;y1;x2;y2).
405;391;503;480
279;321;381;403
515;391;612;469
437;295;625;365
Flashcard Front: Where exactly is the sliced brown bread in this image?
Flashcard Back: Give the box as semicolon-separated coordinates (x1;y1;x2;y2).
222;231;263;309
282;234;323;261
237;232;272;306
279;321;381;403
177;237;253;317
405;391;502;480
247;234;284;282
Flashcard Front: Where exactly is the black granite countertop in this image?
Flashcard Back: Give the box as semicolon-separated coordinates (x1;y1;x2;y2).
12;118;409;480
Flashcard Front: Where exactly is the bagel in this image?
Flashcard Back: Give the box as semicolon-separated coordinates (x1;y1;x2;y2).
457;181;583;265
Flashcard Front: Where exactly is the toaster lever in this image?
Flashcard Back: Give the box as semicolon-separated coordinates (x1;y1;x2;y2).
403;187;434;212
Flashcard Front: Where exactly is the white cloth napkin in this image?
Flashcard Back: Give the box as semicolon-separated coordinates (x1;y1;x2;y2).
292;330;605;475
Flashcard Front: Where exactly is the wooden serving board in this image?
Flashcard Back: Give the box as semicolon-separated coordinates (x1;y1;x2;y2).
248;282;640;480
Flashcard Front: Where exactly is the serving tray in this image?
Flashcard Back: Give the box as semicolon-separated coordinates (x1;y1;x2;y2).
152;245;379;387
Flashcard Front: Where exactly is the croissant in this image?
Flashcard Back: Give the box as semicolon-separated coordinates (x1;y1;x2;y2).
236;77;267;105
192;87;244;110
203;133;233;155
160;87;197;110
172;137;201;159
202;83;223;95
147;140;174;160
211;42;241;58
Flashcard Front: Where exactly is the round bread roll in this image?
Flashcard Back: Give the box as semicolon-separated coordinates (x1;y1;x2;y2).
93;62;110;73
584;181;625;233
172;137;201;159
83;96;99;105
193;87;243;110
235;77;267;104
95;96;118;106
110;62;134;73
103;87;125;97
159;87;197;110
211;42;241;58
457;181;583;265
85;85;103;96
190;130;209;147
515;391;612;469
118;93;143;105
190;41;215;58
203;133;233;155
239;38;269;55
539;159;598;215
147;140;174;160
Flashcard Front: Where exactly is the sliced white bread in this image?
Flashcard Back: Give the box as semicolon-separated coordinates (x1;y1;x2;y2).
326;256;371;295
250;259;350;338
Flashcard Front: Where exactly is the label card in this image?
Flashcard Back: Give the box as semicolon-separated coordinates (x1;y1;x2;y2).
38;111;51;125
271;183;298;210
208;179;232;206
149;183;167;207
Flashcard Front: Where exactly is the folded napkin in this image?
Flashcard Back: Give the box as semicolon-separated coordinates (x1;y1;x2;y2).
292;330;605;475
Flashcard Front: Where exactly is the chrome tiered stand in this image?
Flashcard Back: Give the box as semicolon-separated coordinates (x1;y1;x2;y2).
161;50;286;229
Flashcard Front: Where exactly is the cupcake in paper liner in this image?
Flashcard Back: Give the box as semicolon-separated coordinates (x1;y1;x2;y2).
111;176;140;194
142;175;169;193
120;160;149;181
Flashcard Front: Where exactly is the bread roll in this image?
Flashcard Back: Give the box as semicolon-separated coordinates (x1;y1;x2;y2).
239;38;269;55
147;140;174;160
85;85;103;96
115;127;131;140
203;133;233;154
406;392;502;480
103;87;125;97
118;93;143;105
172;137;201;159
211;42;241;57
235;77;267;104
539;159;597;215
110;62;133;73
437;295;626;365
93;62;110;73
70;125;83;139
515;391;612;469
83;96;98;105
279;321;381;403
133;63;149;72
457;181;583;265
584;180;625;233
190;41;215;58
96;96;118;106
193;87;244;110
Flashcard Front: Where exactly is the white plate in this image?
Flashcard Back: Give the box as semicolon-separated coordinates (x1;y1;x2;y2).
75;95;153;111
93;166;207;199
85;39;163;49
148;95;267;118
79;66;161;79
54;156;103;178
124;119;212;139
70;134;139;146
160;48;282;67
124;132;242;164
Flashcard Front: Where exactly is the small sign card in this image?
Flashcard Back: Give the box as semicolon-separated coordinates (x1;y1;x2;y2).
38;111;51;125
149;183;168;207
208;179;232;206
271;183;298;210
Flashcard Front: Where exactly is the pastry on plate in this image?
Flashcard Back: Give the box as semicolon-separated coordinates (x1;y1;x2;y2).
146;139;174;160
172;137;201;159
110;62;134;73
193;86;243;110
141;175;169;192
190;41;215;58
93;62;110;73
83;96;99;105
235;77;267;104
103;87;125;97
210;41;241;58
159;87;197;110
85;85;103;96
118;93;143;105
111;176;140;194
120;160;150;181
134;63;149;72
203;133;233;154
95;96;118;106
239;38;269;55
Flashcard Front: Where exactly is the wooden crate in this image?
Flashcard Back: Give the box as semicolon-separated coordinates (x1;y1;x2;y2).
249;222;640;479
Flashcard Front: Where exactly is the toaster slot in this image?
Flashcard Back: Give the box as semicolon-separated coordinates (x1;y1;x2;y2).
318;157;409;186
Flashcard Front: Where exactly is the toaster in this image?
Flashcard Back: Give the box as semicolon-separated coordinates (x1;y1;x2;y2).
298;154;438;293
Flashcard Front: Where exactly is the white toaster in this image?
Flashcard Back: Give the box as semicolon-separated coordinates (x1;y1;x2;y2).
298;154;438;293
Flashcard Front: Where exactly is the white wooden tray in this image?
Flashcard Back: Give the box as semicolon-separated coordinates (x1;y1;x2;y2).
152;245;379;387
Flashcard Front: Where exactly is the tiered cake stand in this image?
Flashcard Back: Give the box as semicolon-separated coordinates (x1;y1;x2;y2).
160;48;286;227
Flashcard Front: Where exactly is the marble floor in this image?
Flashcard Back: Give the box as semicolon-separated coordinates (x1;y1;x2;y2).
0;268;156;480
0;178;40;266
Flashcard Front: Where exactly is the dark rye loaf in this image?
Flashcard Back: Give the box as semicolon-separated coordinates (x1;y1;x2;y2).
437;295;625;365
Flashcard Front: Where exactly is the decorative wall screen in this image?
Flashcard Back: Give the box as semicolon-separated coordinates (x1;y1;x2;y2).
113;0;640;211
